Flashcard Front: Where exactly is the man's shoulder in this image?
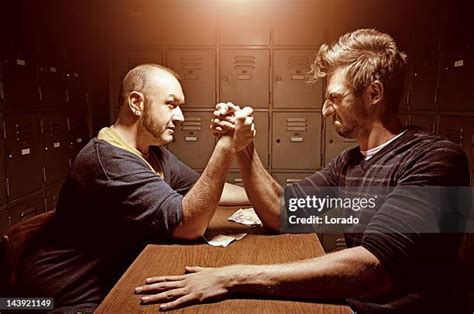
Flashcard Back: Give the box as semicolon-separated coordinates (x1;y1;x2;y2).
403;127;466;159
73;138;152;178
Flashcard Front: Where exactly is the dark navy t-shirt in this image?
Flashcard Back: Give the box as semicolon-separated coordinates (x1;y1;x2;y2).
18;139;199;310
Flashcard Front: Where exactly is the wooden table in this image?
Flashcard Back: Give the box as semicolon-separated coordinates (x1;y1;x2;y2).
96;207;352;313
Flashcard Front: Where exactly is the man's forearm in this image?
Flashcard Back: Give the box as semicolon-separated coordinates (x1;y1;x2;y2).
228;246;391;299
173;139;233;240
236;143;282;231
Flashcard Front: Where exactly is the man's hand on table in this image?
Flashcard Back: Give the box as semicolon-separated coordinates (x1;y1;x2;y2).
135;265;240;311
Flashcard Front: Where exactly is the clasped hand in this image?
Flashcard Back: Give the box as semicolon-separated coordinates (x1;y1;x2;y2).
210;102;256;152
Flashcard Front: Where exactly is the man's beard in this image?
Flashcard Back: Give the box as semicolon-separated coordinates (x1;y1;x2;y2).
142;96;164;139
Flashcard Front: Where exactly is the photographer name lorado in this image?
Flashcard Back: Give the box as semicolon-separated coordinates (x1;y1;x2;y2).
288;215;360;225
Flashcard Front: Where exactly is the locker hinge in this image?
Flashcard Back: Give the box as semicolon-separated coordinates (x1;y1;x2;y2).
40;118;44;134
434;86;439;104
0;81;4;99
86;92;89;104
38;85;43;101
66;117;71;131
2;120;5;139
68;158;72;168
406;90;410;106
66;89;70;103
42;166;47;183
44;198;48;212
5;178;10;196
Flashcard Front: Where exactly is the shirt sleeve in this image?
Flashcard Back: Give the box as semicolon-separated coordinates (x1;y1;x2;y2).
160;148;200;195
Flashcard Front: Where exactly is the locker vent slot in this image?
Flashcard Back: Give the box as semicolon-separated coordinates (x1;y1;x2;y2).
286;118;307;132
16;123;33;142
180;56;203;80
181;118;202;131
233;56;256;70
288;56;311;80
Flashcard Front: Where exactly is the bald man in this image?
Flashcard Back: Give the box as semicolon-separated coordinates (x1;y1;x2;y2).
16;64;253;311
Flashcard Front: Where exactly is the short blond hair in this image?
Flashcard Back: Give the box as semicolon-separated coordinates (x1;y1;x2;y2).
310;29;407;114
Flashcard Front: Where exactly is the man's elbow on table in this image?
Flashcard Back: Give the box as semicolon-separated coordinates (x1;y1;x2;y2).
171;223;206;241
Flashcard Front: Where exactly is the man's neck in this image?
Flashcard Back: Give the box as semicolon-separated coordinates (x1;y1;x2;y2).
356;118;404;152
112;123;151;156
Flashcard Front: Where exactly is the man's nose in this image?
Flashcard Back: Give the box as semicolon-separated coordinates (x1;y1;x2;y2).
172;106;185;122
322;100;335;118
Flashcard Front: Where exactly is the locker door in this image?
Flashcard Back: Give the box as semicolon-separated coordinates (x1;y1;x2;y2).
68;113;89;161
410;31;439;110
438;33;474;111
39;65;66;108
398;114;409;127
271;172;314;187
324;118;356;165
410;114;437;133
65;71;87;113
0;58;38;108
167;111;216;169
272;112;322;170
4;113;43;201
0;206;8;231
42;112;70;185
164;0;216;45
273;50;322;109
44;181;63;212
166;50;215;107
7;193;44;226
273;0;325;46
230;111;269;169
119;0;163;46
226;172;243;187
438;116;474;184
220;50;269;108
218;1;270;45
0;127;5;206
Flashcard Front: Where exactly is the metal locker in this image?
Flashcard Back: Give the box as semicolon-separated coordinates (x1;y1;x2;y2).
272;112;322;170
42;112;70;185
409;28;440;110
273;0;325;46
220;49;270;108
0;206;8;231
0;123;6;206
438;33;474;111
230;111;269;169
166;50;215;107
218;1;270;45
44;181;64;212
127;49;163;71
398;113;409;127
7;193;44;227
271;172;314;187
4;113;43;201
0;58;38;108
120;0;162;46
38;65;66;108
410;114;437;133
68;113;89;161
324;118;356;166
164;0;216;45
226;172;243;187
167;111;216;169
273;50;322;109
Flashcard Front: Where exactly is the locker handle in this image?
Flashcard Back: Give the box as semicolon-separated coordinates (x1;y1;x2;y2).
185;136;198;142
290;136;304;142
286;179;301;183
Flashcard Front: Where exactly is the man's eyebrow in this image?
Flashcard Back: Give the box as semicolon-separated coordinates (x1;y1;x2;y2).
167;94;185;104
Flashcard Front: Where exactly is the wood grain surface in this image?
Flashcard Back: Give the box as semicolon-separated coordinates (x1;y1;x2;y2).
96;207;352;313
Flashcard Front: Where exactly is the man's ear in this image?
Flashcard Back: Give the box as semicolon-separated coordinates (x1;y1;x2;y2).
128;91;145;116
367;80;384;105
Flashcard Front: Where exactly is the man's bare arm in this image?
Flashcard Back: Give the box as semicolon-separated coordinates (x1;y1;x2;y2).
136;246;392;310
236;143;282;231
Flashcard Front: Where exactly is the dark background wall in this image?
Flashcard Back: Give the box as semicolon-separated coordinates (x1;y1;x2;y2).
0;0;473;231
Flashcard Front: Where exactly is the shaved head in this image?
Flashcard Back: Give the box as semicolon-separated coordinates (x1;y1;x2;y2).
118;64;179;108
